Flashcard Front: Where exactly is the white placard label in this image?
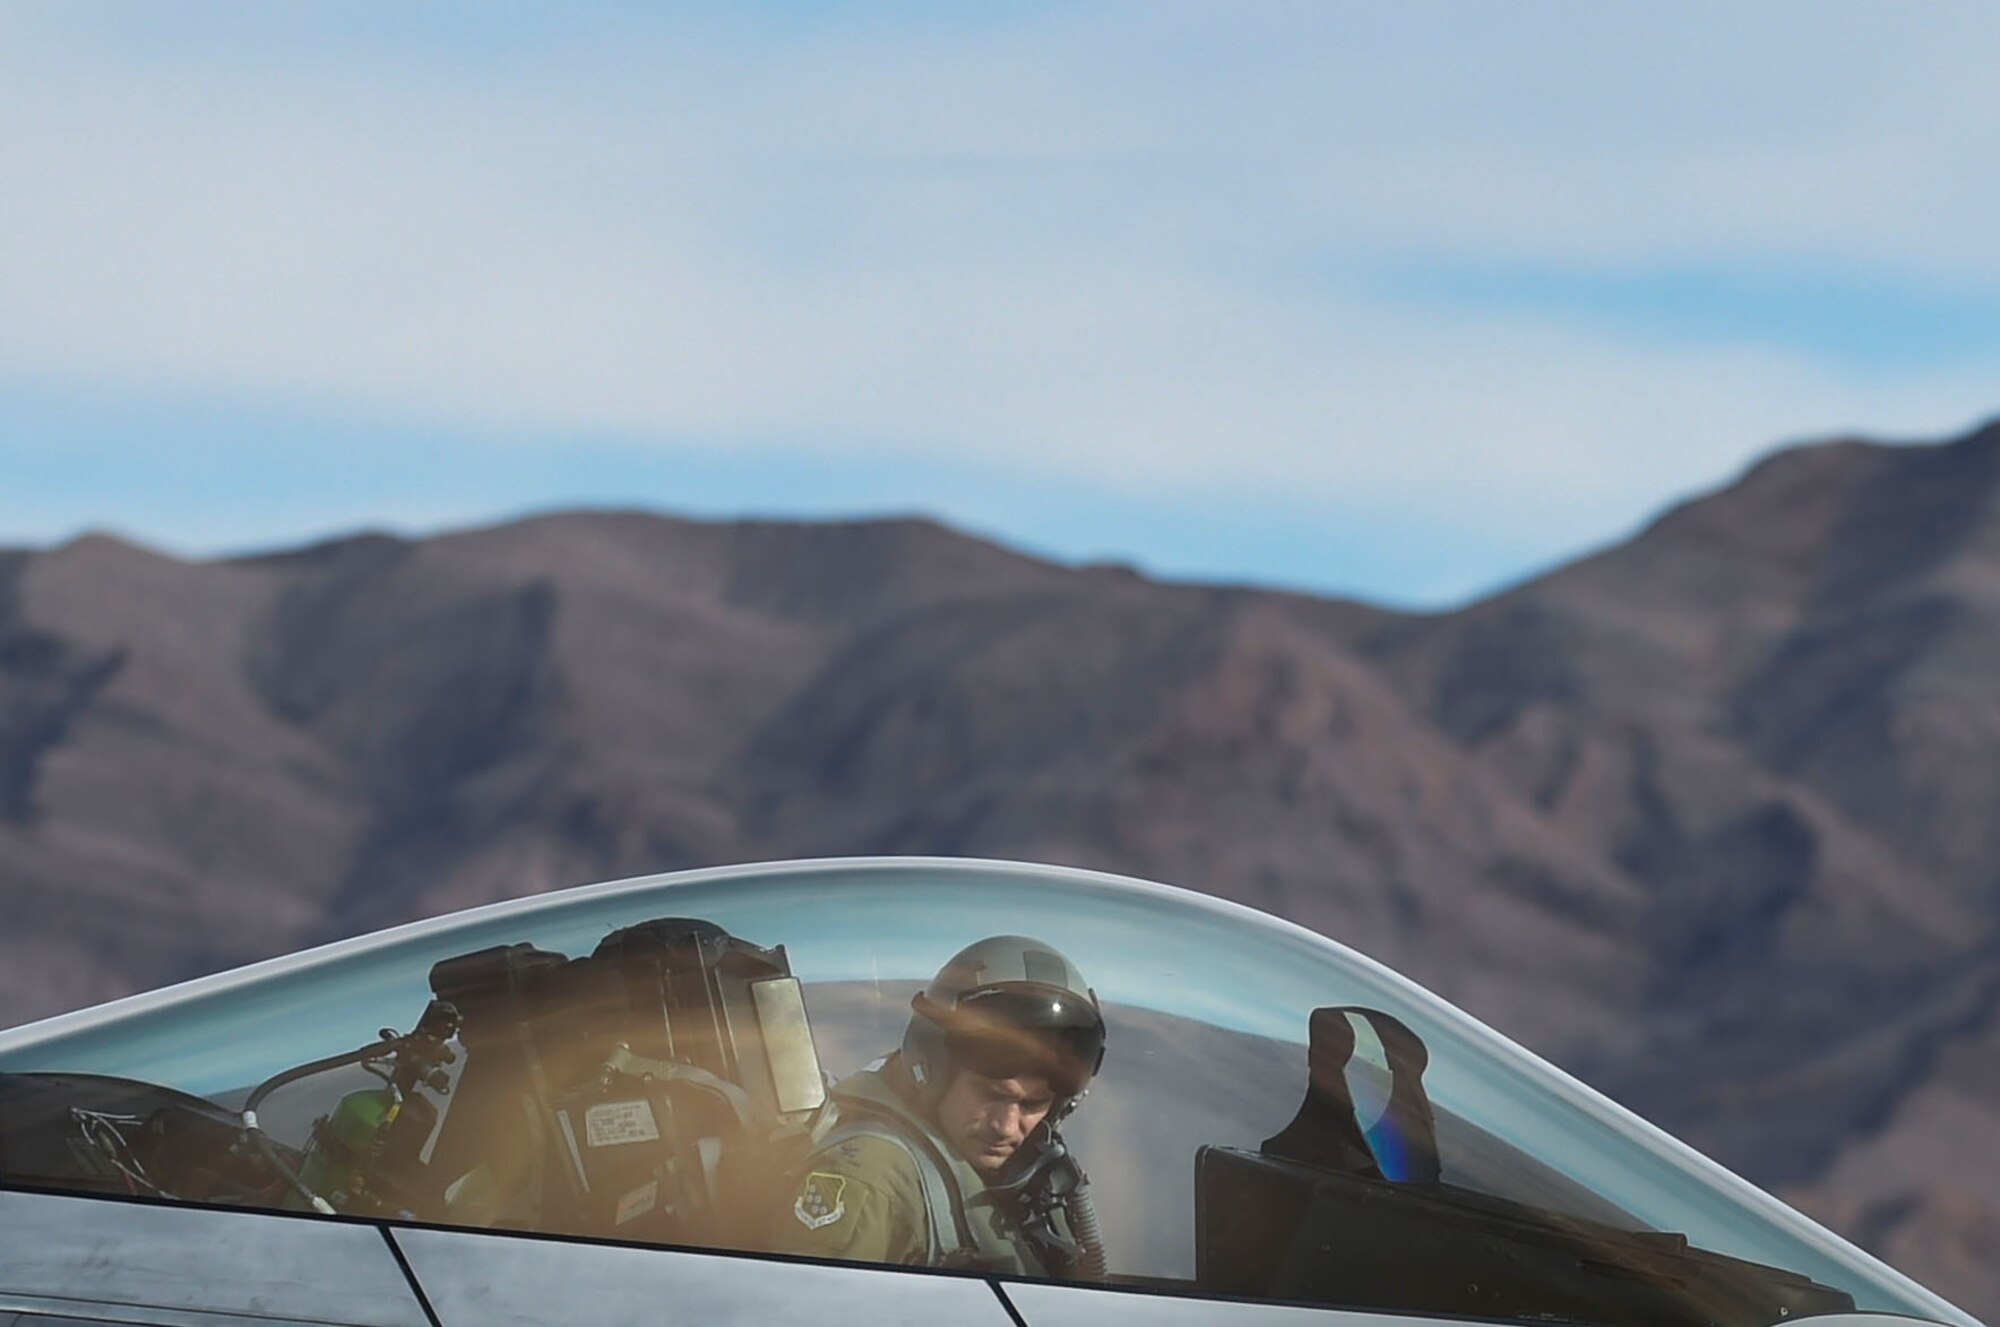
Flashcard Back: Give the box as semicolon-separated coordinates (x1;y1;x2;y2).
615;1179;659;1225
585;1099;660;1147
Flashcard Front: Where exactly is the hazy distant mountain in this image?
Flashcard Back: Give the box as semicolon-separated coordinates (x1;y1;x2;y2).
2;418;1997;1315
1344;420;2000;1309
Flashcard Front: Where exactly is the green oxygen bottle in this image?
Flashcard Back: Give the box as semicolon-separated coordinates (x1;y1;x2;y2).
293;1087;401;1211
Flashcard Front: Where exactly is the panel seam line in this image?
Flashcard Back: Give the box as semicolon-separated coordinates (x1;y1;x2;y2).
988;1280;1030;1327
379;1227;445;1327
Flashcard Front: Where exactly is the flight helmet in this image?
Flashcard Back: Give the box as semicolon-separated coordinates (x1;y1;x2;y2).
901;935;1106;1119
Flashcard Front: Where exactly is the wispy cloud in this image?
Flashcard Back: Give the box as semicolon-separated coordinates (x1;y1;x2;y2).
2;2;1996;603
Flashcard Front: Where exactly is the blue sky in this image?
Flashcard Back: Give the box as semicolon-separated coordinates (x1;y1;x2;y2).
3;2;1997;607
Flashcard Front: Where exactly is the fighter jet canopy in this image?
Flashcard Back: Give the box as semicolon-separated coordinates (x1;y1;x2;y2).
0;858;1973;1326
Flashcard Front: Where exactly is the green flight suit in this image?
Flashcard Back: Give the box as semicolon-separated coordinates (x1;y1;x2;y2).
774;1058;1061;1275
783;1132;935;1266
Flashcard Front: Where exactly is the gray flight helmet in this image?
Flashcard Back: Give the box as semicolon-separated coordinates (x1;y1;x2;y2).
901;935;1106;1117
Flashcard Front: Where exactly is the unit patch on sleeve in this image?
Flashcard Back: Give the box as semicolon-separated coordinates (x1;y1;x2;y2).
793;1171;849;1230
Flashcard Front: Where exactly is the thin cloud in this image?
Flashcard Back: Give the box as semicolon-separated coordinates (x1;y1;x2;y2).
1;3;1996;602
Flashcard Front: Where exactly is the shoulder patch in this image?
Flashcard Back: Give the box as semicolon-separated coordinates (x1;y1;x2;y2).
793;1171;849;1230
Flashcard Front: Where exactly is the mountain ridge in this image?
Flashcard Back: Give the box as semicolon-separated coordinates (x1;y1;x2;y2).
2;423;1998;1315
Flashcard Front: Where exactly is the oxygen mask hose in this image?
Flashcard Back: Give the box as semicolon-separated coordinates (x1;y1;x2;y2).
1065;1181;1108;1282
991;1126;1108;1281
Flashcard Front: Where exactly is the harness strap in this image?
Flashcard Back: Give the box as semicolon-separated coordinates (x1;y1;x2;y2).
819;1113;976;1263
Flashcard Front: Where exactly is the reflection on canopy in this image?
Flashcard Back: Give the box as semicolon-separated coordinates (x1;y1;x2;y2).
0;858;1971;1326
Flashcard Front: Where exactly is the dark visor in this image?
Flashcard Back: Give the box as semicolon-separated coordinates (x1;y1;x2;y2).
919;984;1107;1088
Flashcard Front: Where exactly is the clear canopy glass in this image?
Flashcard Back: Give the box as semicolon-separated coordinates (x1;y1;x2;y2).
0;858;1971;1326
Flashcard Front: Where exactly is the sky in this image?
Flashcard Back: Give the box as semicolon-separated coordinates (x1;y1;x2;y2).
2;2;1997;608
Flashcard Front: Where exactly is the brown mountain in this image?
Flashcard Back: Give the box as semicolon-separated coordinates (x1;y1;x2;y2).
1343;418;2000;1310
1;417;1997;1316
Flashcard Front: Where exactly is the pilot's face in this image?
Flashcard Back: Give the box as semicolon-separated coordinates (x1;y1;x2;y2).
936;1068;1056;1174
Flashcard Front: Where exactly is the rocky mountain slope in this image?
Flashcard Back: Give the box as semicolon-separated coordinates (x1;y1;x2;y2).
1346;420;2000;1308
2;417;1997;1315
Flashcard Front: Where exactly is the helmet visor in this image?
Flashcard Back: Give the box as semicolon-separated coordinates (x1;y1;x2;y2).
935;984;1107;1094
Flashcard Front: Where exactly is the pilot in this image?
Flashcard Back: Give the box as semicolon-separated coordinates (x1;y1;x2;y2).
774;935;1108;1277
